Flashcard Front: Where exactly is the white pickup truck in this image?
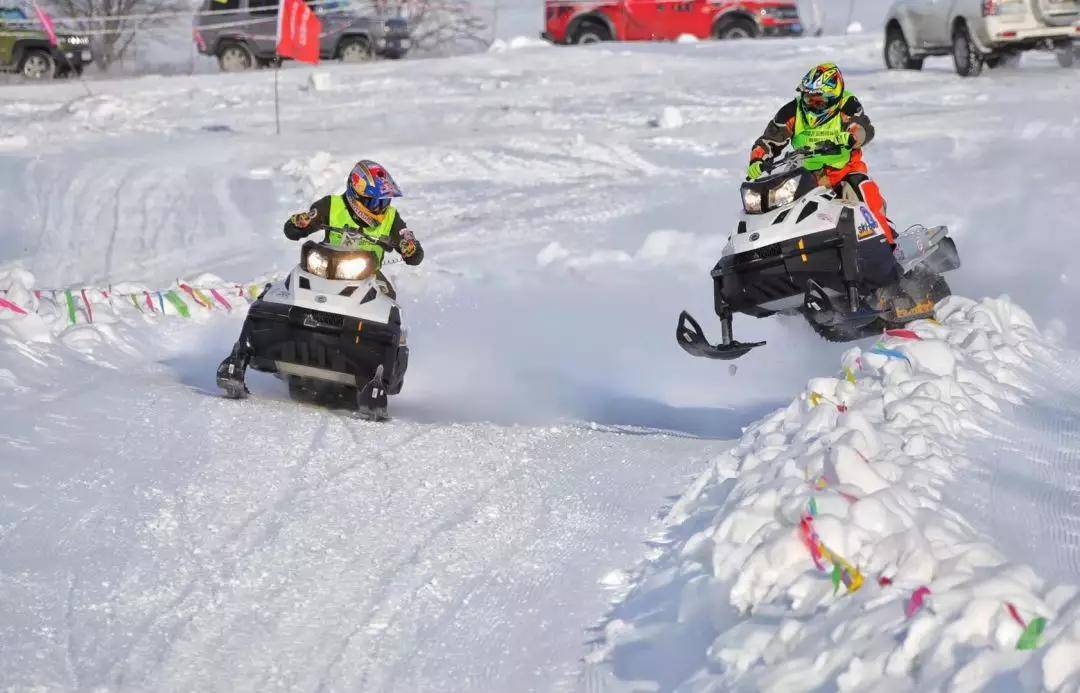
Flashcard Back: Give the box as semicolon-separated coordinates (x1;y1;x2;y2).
884;0;1080;75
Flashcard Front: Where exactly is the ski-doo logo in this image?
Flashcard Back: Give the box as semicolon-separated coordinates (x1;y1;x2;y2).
749;232;760;242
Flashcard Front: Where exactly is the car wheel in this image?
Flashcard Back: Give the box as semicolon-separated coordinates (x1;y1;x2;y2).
218;43;254;72
1056;42;1076;68
884;27;923;70
339;36;372;63
19;49;56;80
714;17;758;40
952;23;983;77
570;20;611;44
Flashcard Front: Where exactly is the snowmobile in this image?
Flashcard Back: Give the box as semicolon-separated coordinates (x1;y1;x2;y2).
221;225;409;420
676;145;960;360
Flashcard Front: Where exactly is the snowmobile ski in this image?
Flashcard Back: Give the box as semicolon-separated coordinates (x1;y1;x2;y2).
357;365;389;422
676;311;765;360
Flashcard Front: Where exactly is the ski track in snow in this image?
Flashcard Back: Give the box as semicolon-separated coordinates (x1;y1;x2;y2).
955;355;1080;584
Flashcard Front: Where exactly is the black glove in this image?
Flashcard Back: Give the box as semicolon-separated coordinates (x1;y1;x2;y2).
812;140;839;156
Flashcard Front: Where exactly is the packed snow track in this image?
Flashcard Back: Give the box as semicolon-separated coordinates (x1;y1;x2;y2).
2;32;1079;692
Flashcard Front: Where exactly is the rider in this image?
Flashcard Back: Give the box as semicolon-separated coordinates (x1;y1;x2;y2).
746;62;894;244
216;160;423;397
285;159;424;288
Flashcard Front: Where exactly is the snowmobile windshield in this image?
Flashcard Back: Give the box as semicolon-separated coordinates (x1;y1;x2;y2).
302;242;379;281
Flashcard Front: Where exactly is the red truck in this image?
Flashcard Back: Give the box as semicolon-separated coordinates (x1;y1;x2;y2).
544;0;802;44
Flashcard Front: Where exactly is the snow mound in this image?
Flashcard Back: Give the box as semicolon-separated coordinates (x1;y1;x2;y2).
488;36;553;53
649;106;685;130
589;296;1080;691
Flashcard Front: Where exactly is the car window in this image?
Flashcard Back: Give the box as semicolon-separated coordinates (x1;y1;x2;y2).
0;7;29;21
208;0;240;11
249;0;278;16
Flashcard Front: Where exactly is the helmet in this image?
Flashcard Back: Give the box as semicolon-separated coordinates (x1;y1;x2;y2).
797;63;845;128
345;160;402;216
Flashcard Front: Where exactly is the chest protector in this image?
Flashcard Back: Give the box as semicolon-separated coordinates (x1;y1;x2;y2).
792;90;855;171
327;195;396;266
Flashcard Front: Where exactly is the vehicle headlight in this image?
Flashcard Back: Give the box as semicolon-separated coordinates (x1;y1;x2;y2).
335;255;371;280
305;250;329;277
742;188;762;214
768;177;799;209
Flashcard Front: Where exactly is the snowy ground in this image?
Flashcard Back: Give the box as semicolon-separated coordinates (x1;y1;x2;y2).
2;33;1079;691
585;299;1080;691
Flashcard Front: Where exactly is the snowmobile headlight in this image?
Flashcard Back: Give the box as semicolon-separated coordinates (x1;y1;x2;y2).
335;254;373;281
305;249;329;277
742;188;762;214
768;177;799;209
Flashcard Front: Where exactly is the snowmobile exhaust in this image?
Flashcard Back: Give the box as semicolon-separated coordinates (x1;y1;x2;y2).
676;310;765;361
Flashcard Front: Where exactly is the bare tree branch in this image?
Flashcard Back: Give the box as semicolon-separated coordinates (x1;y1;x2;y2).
43;0;191;70
404;0;488;56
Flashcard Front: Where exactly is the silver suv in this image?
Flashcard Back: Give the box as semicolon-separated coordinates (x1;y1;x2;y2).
193;0;409;72
884;0;1080;76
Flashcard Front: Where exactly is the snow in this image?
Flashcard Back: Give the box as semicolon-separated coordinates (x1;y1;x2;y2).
650;106;685;130
1;33;1079;691
588;298;1080;691
487;36;553;53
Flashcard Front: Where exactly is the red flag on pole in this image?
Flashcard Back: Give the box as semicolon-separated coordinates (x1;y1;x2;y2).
32;1;58;47
276;0;321;64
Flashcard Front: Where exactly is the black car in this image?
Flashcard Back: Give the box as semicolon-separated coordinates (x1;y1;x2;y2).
193;0;410;72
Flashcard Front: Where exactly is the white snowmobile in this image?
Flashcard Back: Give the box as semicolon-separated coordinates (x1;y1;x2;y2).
677;146;960;360
218;225;408;420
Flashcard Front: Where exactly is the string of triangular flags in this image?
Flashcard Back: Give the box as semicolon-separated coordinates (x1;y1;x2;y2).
0;280;271;325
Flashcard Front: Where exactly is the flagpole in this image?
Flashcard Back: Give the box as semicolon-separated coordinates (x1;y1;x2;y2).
274;0;285;136
274;61;281;136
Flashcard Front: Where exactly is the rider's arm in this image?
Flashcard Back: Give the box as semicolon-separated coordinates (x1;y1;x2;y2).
750;100;798;162
841;96;875;148
283;196;332;241
390;214;423;266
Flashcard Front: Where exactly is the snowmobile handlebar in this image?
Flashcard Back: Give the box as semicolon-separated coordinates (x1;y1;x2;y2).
312;224;395;250
762;142;849;174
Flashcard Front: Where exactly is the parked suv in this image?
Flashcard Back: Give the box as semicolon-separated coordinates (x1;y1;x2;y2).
884;0;1080;76
543;0;802;45
193;0;409;72
0;5;92;79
